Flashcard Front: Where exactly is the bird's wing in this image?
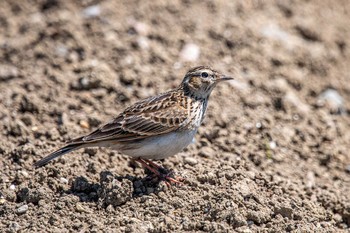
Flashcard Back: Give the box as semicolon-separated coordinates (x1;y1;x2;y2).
68;90;190;144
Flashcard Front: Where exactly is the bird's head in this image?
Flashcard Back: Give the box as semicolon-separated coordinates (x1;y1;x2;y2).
181;66;233;99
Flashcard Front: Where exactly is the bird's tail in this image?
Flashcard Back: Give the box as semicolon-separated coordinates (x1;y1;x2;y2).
33;144;83;168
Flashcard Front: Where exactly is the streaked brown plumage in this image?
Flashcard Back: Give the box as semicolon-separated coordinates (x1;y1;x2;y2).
34;66;232;184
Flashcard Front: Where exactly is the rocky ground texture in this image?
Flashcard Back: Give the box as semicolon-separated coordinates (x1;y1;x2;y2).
0;0;350;232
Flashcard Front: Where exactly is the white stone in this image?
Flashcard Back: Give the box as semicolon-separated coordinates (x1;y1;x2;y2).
184;157;198;166
317;89;344;114
137;36;149;49
82;5;101;18
269;141;277;150
133;22;149;35
180;43;200;62
60;177;68;184
16;205;28;214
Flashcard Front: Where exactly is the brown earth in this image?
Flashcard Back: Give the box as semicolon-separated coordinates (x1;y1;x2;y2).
1;0;350;232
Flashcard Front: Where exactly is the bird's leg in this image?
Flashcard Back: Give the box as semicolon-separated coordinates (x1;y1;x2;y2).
135;158;183;185
144;159;185;184
135;158;161;177
144;159;168;174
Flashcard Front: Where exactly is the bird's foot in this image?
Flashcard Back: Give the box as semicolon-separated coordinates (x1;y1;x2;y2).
135;158;184;186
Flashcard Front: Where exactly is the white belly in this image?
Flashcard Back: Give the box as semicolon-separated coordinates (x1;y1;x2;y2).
114;129;197;160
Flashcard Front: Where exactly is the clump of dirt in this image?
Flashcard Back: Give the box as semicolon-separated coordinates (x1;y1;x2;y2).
1;0;350;232
97;171;133;207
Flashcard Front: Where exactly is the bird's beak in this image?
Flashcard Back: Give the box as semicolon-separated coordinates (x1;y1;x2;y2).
216;74;233;82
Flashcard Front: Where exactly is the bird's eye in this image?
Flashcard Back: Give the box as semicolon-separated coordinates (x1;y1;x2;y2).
201;72;209;78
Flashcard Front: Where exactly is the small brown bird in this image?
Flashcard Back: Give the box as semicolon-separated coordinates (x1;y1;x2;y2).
34;66;232;184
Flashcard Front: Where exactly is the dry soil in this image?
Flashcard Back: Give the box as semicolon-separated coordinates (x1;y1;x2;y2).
0;0;350;232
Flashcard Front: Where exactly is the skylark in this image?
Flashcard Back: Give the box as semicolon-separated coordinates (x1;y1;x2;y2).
34;66;232;184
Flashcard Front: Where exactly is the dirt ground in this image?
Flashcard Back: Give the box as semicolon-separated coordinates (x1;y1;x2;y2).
0;0;350;232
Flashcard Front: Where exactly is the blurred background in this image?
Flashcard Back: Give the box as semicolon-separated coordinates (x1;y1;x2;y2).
0;0;349;232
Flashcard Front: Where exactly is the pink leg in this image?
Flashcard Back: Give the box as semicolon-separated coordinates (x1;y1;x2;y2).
135;158;161;176
135;158;184;185
144;159;162;169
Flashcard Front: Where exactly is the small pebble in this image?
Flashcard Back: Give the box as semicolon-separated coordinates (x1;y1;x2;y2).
20;170;29;178
132;22;149;35
137;36;149;49
180;43;200;62
80;77;89;88
106;204;114;213
16;204;28;214
79;120;90;129
76;203;90;213
184;157;198;166
207;172;216;180
9;184;16;190
256;122;262;129
317;89;344;114
269;141;277;150
199;146;216;158
60;177;68;184
82;5;101;18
